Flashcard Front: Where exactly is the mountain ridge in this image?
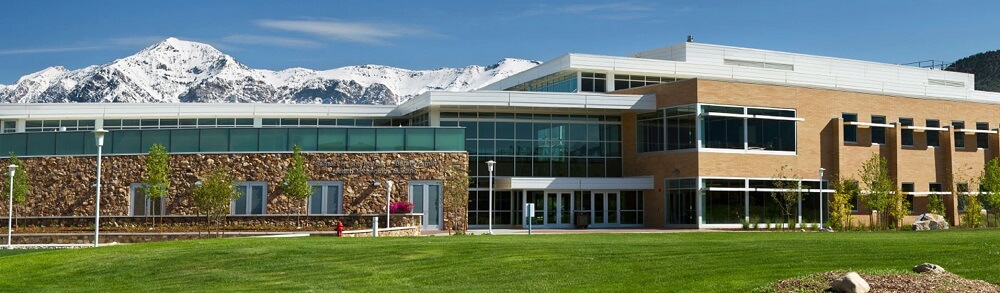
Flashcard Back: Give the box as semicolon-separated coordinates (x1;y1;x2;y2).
0;37;540;105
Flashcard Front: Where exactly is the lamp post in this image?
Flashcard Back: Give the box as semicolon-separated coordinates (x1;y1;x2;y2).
7;164;16;249
819;167;826;229
92;129;108;247
385;180;393;229
486;160;496;235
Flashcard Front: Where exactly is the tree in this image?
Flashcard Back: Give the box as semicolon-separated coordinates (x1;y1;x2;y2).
770;166;801;230
280;145;311;228
962;194;985;228
885;186;909;230
191;167;239;236
2;153;30;227
140;144;170;229
980;158;1000;227
829;175;859;231
858;153;894;230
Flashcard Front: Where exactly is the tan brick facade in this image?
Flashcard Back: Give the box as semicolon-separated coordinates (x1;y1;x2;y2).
617;79;996;227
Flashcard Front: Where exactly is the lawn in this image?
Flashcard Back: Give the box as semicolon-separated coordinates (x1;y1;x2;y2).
0;230;997;292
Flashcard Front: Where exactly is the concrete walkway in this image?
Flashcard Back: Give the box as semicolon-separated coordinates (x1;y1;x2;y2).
423;228;709;236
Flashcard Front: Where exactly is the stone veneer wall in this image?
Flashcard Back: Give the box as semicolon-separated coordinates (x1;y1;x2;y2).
0;152;469;231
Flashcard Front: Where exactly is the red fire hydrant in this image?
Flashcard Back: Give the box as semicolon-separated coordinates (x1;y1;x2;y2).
335;221;344;237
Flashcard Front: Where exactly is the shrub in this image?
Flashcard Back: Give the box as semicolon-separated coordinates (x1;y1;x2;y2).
750;218;760;230
928;195;945;215
829;176;859;231
962;195;985;228
390;202;414;214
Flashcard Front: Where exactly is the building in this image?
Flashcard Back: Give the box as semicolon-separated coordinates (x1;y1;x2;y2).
1;41;996;231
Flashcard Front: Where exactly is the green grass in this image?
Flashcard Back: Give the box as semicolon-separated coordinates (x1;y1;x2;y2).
0;230;998;292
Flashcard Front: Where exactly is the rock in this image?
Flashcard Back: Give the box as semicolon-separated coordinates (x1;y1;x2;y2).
913;263;946;274
912;213;949;231
830;272;871;293
820;227;835;232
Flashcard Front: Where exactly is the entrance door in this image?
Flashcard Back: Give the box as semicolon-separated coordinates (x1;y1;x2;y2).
543;192;572;227
410;182;442;230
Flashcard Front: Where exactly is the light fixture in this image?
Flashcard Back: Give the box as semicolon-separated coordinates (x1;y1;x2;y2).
486;160;496;235
7;164;16;249
92;129;108;248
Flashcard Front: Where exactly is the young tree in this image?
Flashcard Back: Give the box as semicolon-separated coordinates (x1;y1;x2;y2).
858;153;894;230
962;194;985;228
280;145;311;228
885;186;909;230
980;158;1000;227
828;175;859;231
191;167;239;236
770;166;801;230
140;144;170;229
2;153;30;227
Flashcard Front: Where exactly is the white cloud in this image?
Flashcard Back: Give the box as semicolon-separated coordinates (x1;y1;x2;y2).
519;2;658;19
221;34;323;48
0;46;104;55
255;19;442;45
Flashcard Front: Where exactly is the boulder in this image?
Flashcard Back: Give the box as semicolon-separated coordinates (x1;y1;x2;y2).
913;263;946;274
912;213;949;231
830;272;871;293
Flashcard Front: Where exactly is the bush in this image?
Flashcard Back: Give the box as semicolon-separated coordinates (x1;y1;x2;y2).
390;202;414;214
962;195;985;228
740;219;750;230
750;218;760;230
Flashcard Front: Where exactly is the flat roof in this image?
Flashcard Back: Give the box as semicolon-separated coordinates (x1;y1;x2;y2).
0;103;398;120
392;91;655;116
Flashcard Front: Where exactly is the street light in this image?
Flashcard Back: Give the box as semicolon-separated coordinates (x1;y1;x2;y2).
486;160;495;235
385;180;393;229
7;164;16;249
819;167;826;229
92;129;108;248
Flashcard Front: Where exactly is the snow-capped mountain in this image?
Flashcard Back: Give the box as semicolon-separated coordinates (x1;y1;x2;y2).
0;37;540;104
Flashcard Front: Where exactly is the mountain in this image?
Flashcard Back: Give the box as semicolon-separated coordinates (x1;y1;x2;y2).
946;49;1000;92
0;38;540;104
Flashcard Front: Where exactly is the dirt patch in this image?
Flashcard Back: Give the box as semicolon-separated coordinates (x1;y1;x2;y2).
765;271;1000;292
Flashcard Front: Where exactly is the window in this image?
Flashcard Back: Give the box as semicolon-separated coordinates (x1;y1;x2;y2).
701;105;798;151
843;113;858;143
926;119;940;147
308;182;342;215
952;121;966;149
957;183;970;212
233;182;267;215
901;182;914;213
900;118;914;146
747;108;796;151
701;105;745;149
977;122;989;149
612;74;677;91
580;72;607;93
870;115;886;144
129;183;166;216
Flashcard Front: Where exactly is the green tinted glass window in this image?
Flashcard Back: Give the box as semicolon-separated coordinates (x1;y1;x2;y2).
199;129;229;152
288;128;318;151
229;129;259;152
55;132;86;155
170;129;199;152
376;128;405;151
347;129;376;151
435;128;465;151
317;128;346;151
27;132;56;156
259;128;288;151
112;130;142;154
405;128;434;151
141;130;171;152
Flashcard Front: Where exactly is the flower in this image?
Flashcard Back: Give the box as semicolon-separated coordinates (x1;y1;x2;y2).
390;202;414;213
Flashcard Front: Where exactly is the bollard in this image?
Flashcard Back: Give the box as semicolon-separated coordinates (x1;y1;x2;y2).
373;216;379;237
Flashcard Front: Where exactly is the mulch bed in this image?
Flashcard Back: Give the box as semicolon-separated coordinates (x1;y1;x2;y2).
767;270;1000;292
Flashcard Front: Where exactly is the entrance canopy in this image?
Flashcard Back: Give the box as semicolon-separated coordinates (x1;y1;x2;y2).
495;176;654;190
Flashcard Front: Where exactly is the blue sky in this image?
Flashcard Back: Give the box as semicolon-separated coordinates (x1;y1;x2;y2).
2;0;999;84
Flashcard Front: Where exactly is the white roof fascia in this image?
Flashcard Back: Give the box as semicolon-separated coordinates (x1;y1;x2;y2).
0;103;396;120
392;91;655;116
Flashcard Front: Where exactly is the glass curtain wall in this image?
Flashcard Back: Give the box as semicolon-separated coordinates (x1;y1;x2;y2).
699;178;827;225
636;105;696;153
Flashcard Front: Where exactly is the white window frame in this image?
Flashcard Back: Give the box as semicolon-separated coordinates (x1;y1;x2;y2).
697;103;801;155
306;181;344;215
129;183;166;216
232;182;268;215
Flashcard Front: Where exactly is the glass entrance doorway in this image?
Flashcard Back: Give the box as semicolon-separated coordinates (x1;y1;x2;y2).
527;191;573;228
410;182;442;230
667;190;697;225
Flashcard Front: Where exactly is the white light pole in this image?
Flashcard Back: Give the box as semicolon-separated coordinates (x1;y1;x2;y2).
385;180;393;229
7;164;16;249
93;129;108;248
486;160;495;235
819;167;826;229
